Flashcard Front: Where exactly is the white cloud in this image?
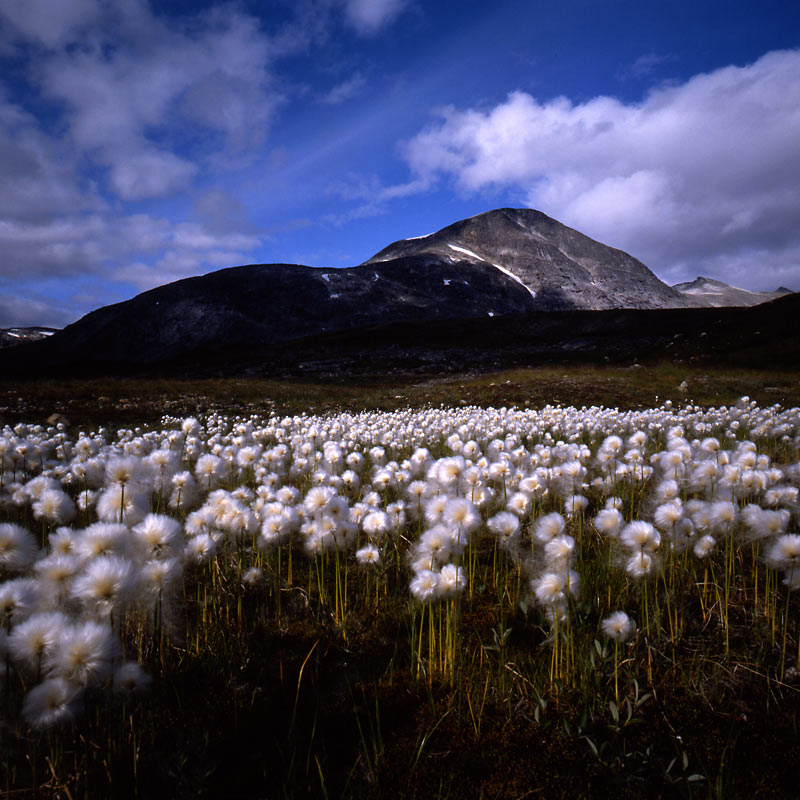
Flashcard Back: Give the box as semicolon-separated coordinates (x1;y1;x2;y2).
108;150;198;201
4;1;277;201
0;1;274;324
403;49;800;290
343;0;408;35
0;211;262;285
0;92;98;222
0;207;265;326
0;0;99;48
0;292;75;328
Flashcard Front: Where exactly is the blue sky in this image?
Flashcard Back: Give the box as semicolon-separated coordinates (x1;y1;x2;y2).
0;0;798;327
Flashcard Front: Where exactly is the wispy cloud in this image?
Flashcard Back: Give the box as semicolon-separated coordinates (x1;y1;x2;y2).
321;72;367;104
616;51;675;81
342;0;410;35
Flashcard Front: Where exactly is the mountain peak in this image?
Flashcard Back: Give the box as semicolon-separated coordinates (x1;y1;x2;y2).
365;207;685;310
671;275;789;307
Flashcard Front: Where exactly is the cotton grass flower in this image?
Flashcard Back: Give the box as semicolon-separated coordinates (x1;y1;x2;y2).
764;534;800;570
242;566;264;586
46;620;117;685
506;491;532;518
410;569;439;603
32;488;76;525
487;511;521;550
532;570;579;608
0;577;38;623
113;661;152;695
362;510;390;540
34;554;80;604
563;494;588;519
534;512;565;544
356;543;381;566
593;508;623;538
8;611;67;674
96;484;149;525
436;563;466;599
22;677;82;730
72;555;138;618
442;497;480;534
141;558;182;600
544;535;576;568
0;522;38;571
601;610;635;642
620;521;660;553
73;522;131;560
693;535;717;559
184;533;217;563
601;610;635;702
133;514;183;558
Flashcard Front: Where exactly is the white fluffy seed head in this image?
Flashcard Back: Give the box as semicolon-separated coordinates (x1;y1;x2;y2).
0;523;38;571
409;569;439;603
436;564;466;599
601;611;635;642
620;521;660;552
22;677;82;730
693;535;717;559
533;512;565;544
625;551;654;580
594;508;623;538
764;534;800;570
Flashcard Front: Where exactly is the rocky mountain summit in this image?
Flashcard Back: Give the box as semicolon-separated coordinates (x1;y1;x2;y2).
366;208;687;310
672;276;791;307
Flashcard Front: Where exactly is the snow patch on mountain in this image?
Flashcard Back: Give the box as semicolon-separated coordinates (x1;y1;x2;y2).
446;243;537;299
490;261;537;299
447;243;483;261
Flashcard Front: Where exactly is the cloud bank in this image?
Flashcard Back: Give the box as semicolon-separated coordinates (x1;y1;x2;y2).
404;49;800;289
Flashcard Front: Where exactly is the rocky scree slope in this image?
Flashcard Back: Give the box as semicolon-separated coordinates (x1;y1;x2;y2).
366;208;688;310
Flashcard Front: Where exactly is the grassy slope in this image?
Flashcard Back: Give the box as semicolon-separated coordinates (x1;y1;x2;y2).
1;364;799;429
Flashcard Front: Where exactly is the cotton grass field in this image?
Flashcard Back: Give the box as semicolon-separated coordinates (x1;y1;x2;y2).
1;370;800;799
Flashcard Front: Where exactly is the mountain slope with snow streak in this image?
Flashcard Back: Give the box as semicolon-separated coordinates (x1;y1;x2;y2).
365;208;687;311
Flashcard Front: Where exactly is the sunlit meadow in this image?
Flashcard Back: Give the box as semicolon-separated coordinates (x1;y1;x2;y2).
1;395;799;797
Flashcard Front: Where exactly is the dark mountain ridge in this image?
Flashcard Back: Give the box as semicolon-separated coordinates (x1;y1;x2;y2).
2;256;534;368
1;208;795;378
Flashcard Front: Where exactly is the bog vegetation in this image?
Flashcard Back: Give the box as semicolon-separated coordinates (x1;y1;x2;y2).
1;390;799;798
